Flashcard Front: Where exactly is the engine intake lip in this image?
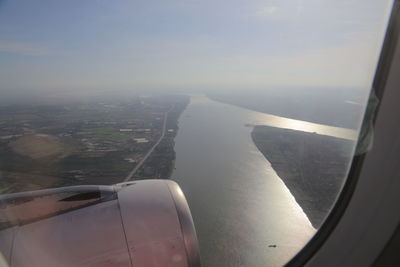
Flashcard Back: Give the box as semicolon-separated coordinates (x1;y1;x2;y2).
166;180;201;267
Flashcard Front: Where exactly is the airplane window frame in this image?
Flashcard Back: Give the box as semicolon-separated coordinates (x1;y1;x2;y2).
0;1;398;266
286;1;400;266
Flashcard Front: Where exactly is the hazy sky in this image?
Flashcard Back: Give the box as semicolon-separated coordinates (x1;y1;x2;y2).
0;0;394;94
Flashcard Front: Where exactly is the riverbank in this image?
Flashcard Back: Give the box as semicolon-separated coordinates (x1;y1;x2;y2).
251;125;355;228
132;96;190;180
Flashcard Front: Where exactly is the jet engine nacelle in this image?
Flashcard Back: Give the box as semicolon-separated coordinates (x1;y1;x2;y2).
0;180;200;267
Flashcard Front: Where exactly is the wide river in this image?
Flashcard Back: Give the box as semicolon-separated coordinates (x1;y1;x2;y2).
171;96;357;267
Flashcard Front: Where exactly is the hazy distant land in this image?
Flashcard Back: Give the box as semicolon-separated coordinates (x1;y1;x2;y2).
252;126;354;228
208;89;365;129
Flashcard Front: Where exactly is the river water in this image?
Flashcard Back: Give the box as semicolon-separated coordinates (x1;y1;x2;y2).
171;96;356;266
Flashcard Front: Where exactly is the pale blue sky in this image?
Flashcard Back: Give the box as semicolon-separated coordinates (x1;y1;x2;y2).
0;0;394;95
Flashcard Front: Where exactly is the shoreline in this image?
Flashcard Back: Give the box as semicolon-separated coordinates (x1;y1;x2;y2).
131;96;190;181
251;125;354;228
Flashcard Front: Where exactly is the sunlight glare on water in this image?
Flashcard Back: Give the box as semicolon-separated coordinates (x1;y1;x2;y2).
172;96;317;267
247;107;358;141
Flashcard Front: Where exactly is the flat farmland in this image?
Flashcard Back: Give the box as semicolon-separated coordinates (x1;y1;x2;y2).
11;134;74;159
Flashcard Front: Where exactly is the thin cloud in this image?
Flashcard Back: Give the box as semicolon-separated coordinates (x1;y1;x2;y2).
256;6;278;17
253;2;305;21
0;41;57;56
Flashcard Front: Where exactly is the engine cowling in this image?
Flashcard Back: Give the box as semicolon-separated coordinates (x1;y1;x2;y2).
0;180;200;267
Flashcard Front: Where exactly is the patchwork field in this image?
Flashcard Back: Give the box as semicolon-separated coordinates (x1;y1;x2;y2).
10;134;74;159
0;95;189;193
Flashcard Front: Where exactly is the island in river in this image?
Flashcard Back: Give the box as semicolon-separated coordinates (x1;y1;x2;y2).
208;91;361;228
251;125;354;228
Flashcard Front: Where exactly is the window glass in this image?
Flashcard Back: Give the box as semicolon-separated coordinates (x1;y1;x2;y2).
0;0;394;266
